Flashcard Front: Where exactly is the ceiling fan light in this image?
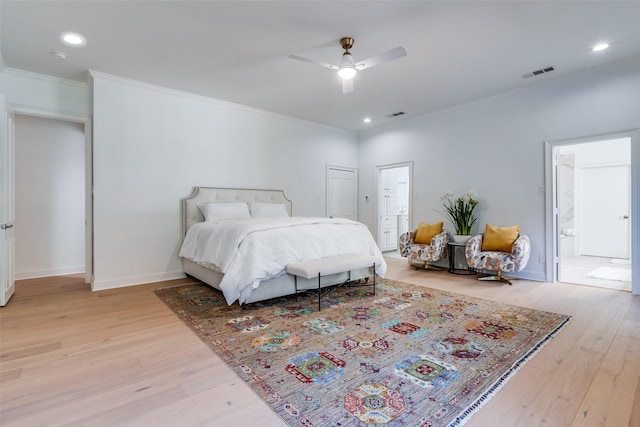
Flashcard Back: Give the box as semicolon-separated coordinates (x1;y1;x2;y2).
338;66;357;80
338;52;357;80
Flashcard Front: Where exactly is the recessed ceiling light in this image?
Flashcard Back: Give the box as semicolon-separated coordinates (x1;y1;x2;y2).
61;32;86;46
592;43;609;52
363;118;371;123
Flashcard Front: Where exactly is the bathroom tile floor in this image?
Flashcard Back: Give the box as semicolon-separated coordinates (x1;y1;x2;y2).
560;255;632;292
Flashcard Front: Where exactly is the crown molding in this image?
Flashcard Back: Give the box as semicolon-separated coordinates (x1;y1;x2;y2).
3;67;89;89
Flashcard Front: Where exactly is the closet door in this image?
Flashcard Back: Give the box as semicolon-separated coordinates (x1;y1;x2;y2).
327;166;357;220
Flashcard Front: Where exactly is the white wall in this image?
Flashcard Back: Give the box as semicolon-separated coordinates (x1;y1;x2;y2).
358;57;640;281
14;115;85;278
91;72;358;289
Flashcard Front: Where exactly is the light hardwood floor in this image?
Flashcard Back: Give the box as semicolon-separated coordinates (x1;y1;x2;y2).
1;258;639;427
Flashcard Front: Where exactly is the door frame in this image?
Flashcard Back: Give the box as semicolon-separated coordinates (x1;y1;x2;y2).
8;105;93;286
376;161;413;246
326;165;358;219
544;129;639;295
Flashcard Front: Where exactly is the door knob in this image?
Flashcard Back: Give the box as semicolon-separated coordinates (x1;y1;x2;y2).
1;224;13;230
623;215;629;219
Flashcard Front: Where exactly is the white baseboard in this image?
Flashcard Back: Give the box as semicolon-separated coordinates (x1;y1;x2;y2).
16;266;85;280
92;271;186;291
510;270;546;282
457;269;546;282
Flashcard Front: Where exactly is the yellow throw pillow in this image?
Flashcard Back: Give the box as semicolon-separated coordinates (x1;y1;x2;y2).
414;221;443;244
482;224;521;252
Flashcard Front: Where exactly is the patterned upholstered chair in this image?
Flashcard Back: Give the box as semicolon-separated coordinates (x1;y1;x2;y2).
464;226;531;285
399;222;449;270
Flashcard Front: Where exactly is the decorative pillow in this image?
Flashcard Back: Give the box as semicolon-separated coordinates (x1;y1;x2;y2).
482;224;521;252
198;202;250;222
414;221;443;244
249;202;290;217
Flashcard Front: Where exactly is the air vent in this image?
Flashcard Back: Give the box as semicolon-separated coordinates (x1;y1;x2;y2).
522;66;555;79
386;111;405;118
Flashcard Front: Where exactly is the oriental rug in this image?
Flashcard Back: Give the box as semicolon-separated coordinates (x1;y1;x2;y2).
154;279;570;427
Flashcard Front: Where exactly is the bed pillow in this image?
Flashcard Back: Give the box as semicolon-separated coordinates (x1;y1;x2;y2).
198;202;250;221
249;202;290;217
482;224;521;252
414;221;443;244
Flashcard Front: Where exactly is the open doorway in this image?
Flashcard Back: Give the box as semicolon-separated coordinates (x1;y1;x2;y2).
377;163;412;256
555;137;631;291
14;115;87;281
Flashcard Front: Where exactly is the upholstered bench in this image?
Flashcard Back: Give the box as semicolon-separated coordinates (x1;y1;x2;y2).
286;254;377;311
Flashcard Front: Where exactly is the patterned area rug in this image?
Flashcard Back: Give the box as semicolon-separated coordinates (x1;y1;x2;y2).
154;279;570;426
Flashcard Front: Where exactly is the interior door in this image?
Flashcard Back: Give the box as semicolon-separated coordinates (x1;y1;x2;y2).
579;164;630;258
1;95;16;306
327;166;357;220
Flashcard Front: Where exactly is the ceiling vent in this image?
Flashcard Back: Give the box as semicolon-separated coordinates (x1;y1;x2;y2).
522;66;555;78
386;111;405;118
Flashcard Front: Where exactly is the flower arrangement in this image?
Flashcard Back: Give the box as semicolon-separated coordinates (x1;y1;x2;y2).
439;190;479;235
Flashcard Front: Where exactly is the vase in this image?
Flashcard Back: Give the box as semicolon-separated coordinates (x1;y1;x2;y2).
452;234;471;243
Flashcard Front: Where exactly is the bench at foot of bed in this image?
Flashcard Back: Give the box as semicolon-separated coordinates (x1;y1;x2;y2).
285;254;377;311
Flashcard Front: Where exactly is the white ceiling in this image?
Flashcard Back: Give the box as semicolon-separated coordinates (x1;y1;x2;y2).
2;1;640;132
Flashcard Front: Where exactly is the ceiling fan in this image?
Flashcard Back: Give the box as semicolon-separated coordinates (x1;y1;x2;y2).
289;37;407;94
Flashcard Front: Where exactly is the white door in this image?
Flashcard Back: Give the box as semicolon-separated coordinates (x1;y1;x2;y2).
379;173;398;216
327;166;357;220
1;95;16;306
579;164;630;258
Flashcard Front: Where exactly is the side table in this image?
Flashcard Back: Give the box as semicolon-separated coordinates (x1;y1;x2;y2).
447;241;477;275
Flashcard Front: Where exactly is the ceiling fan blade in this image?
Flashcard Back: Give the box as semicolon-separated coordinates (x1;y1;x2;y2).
342;79;354;94
288;54;338;70
355;46;407;71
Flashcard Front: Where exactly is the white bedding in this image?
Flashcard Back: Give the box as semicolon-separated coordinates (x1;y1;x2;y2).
179;216;387;305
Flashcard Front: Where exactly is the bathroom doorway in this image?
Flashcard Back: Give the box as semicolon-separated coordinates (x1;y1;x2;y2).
377;163;411;255
555;137;631;291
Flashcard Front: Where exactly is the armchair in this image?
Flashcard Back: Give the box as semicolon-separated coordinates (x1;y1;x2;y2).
465;231;531;285
399;223;449;270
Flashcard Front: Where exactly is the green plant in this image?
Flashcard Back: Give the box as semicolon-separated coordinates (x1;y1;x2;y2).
439;190;479;235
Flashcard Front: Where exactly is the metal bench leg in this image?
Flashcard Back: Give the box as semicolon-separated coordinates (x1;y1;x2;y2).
318;272;321;311
372;263;376;295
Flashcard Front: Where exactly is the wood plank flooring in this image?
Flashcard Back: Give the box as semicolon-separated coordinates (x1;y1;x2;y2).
1;258;638;426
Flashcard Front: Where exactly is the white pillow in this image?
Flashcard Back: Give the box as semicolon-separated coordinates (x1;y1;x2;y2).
198;202;250;221
249;202;290;217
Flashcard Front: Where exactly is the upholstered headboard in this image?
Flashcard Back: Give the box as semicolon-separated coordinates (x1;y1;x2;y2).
182;187;293;236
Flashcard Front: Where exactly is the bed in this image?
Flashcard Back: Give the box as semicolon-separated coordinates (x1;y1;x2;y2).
180;187;387;306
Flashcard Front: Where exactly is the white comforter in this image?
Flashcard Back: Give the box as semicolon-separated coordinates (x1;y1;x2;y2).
179;217;387;305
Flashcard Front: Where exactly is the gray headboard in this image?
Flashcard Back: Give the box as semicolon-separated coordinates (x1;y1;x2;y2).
182;187;293;236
